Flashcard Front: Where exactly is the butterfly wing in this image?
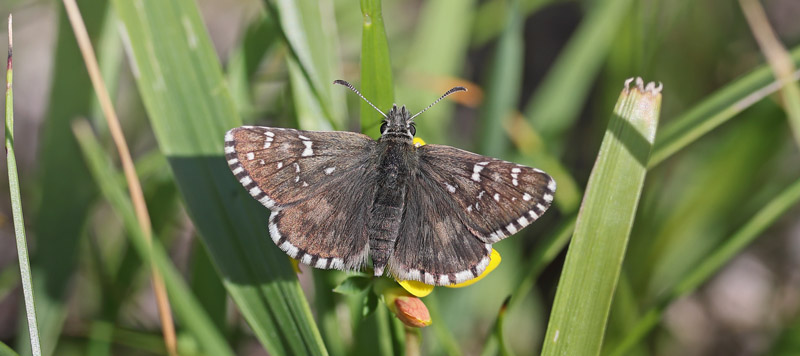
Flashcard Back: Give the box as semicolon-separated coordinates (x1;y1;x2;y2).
389;166;493;285
416;144;556;243
388;144;556;285
225;126;378;270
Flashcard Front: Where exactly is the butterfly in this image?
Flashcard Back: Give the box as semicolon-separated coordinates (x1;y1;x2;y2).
224;80;555;286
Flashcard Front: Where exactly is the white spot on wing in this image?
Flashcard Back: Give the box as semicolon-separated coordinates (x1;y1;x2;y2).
315;258;328;269
424;273;435;285
298;134;310;140
294;162;300;173
259;196;275;208
439;275;450;284
232;167;244;175
265;131;275;137
224;146;235;154
249;187;261;196
523;193;532;201
506;223;518;234
281;241;298;258
467;205;473;213
455;270;473;283
472;164;484;181
239;176;252;186
227;158;239;165
246;152;255;160
277;162;283;169
301;141;313;156
445;183;456;193
301;254;312;265
548;178;557;192
330;258;344;269
543;193;553;203
324;167;335;175
517;216;529;226
511;168;521;173
493;193;500;201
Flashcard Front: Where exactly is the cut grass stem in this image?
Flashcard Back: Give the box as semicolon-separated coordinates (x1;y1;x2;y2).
5;14;43;356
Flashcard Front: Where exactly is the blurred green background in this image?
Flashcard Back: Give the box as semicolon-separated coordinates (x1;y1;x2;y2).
0;0;799;355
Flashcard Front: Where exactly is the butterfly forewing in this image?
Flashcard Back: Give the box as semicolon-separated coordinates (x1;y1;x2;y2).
225;126;378;270
415;144;556;244
225;126;377;208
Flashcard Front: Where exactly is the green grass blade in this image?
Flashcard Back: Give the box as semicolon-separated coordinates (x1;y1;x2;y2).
478;0;521;158
5;16;42;356
72;120;235;356
111;0;327;354
541;79;662;356
524;0;633;144
607;177;800;356
359;0;394;137
739;0;800;148
399;0;475;143
649;46;800;167
227;11;278;120
266;0;345;128
0;341;18;356
24;2;108;354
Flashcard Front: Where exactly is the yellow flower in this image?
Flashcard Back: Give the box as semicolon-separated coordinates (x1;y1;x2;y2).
398;248;502;297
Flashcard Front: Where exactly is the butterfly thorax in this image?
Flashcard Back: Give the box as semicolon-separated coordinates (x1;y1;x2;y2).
368;104;418;276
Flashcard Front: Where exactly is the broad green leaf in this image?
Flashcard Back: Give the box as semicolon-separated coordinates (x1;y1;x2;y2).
541;80;662;356
111;0;327;354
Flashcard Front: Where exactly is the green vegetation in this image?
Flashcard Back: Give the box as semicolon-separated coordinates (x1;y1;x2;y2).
1;0;799;355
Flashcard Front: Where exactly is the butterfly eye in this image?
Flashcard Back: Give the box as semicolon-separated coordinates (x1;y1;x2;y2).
408;124;416;136
380;122;387;134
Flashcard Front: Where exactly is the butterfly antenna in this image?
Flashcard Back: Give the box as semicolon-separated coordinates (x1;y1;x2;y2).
333;80;387;119
408;86;467;122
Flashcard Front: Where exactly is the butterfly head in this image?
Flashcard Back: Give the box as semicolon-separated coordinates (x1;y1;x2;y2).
380;104;416;138
333;79;467;140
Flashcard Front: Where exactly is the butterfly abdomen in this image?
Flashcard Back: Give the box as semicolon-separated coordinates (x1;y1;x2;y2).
368;139;415;276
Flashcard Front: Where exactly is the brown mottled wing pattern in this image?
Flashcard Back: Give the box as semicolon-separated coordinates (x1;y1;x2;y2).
389;167;492;286
225;126;378;270
415;144;556;244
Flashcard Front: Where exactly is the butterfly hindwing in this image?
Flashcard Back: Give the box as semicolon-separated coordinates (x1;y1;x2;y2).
389;165;492;285
416;144;556;244
225;126;378;270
